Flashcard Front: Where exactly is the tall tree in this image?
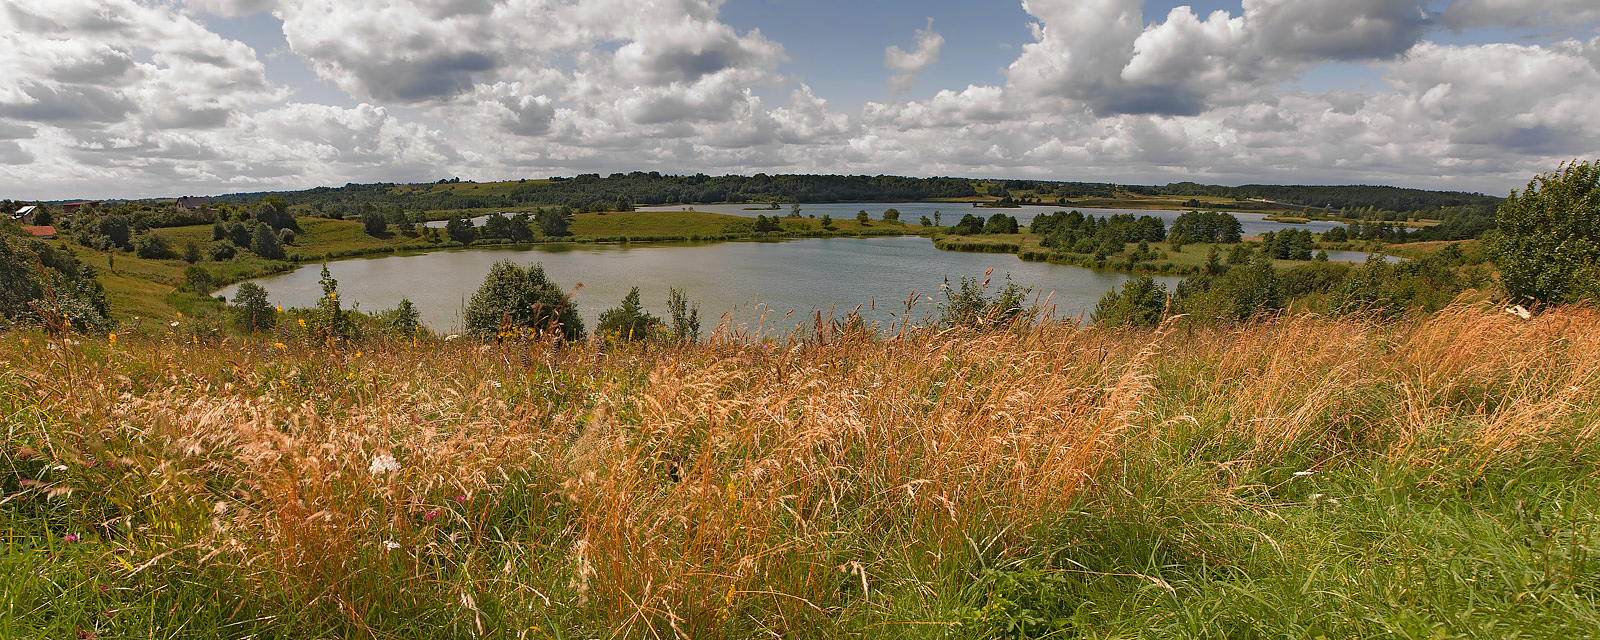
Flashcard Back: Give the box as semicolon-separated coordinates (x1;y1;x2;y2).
597;287;663;342
230;282;276;332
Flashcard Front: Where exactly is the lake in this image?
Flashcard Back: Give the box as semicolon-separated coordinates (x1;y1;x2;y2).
636;202;1346;237
220;236;1187;333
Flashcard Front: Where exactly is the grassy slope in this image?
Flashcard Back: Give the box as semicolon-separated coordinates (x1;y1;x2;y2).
4;305;1600;638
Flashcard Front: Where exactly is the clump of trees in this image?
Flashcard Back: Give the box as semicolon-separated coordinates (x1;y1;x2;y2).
465;260;584;340
1033;211;1166;254
1168;211;1243;244
938;274;1034;328
1092;276;1169;327
1;230;109;331
1489;161;1600;305
1260;229;1315;260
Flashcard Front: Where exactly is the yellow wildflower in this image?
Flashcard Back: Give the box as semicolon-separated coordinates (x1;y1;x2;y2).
108;333;118;346
273;342;287;349
297;318;307;328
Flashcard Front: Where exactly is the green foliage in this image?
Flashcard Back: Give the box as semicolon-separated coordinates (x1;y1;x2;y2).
667;287;700;344
362;209;389;237
315;265;356;342
464;260;584;340
182;265;218;294
229;282;276;332
752;215;781;233
855;210;871;224
29;206;51;226
819;215;835;230
537;209;573;237
131;232;174;259
250;223;285;260
1261;229;1315;260
444;216;477;244
881;208;901;222
1177;255;1283;322
1489;161;1600;304
1092;276;1169;327
1169;210;1243;243
1036;210;1166;251
983;213;1019;234
183;239;202;263
0;232;109;330
597;287;663;342
952;214;986;235
938;274;1034;328
919;215;932;226
382;298;423;336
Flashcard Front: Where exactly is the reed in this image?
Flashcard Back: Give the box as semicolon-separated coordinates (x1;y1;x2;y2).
5;302;1600;638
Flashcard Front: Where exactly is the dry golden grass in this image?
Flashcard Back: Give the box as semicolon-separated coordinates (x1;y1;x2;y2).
6;302;1600;638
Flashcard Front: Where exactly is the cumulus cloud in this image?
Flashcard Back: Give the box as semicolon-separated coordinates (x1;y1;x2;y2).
885;19;944;93
1;0;1597;200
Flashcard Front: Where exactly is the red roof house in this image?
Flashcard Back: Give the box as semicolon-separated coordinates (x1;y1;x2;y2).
21;225;57;239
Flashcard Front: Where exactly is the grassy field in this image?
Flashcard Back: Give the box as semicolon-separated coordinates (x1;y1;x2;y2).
4;303;1599;638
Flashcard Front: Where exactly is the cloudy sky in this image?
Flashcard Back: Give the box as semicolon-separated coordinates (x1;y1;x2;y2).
2;0;1598;200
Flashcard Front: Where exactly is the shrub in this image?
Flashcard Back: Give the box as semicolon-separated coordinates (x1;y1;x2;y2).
132;232;174;259
1489;161;1600;305
464;260;584;340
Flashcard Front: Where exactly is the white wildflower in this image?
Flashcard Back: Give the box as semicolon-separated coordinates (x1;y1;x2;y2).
1292;470;1316;477
169;321;181;327
1506;305;1532;320
383;540;401;551
444;334;461;342
491;381;503;388
53;465;67;471
368;453;401;476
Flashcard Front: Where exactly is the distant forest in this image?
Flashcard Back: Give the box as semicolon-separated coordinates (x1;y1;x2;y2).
210;172;1501;215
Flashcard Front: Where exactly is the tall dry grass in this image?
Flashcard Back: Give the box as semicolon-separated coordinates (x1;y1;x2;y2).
5;301;1600;637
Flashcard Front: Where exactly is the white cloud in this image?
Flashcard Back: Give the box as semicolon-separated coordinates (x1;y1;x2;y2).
885;19;944;93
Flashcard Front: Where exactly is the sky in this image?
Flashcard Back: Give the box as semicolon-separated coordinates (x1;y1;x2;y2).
1;0;1598;200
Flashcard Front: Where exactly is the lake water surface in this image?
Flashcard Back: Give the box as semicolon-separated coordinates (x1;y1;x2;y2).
221;237;1186;333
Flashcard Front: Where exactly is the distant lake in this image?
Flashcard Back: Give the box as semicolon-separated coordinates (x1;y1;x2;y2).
637;202;1345;237
220;237;1186;333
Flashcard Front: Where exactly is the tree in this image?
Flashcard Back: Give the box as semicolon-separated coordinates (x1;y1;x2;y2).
1489;161;1600;304
952;214;986;235
1093;276;1169;327
856;210;871;224
230;282;276;332
0;233;109;331
820;215;835;230
445;216;477;244
538;209;573;237
597;287;663;342
362;209;389;236
882;208;901;222
919;215;932;227
386;298;423;336
30;206;52;226
251;223;285;259
983;214;1019;234
667;287;700;343
753;215;781;233
315;264;356;342
183;240;202;263
789;203;803;218
132;232;174;259
278;228;297;246
182;265;217;293
938;274;1034;328
464;260;584;340
255;196;300;232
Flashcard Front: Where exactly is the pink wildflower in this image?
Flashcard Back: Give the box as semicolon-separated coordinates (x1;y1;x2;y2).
424;509;441;521
454;494;468;504
62;534;80;542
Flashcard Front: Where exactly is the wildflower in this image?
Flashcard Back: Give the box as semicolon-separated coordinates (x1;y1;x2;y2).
18;478;39;487
273;342;287;349
276;306;283;313
423;509;442;521
383;540;401;551
369;453;401;476
454;494;468;504
444;334;461;342
62;534;80;542
169;321;180;327
491;381;503;388
354;351;362;358
108;333;117;346
1292;470;1316;477
1506;305;1532;320
297;318;307;328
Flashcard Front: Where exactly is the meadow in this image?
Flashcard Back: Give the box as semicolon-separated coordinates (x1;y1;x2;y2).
5;302;1600;638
